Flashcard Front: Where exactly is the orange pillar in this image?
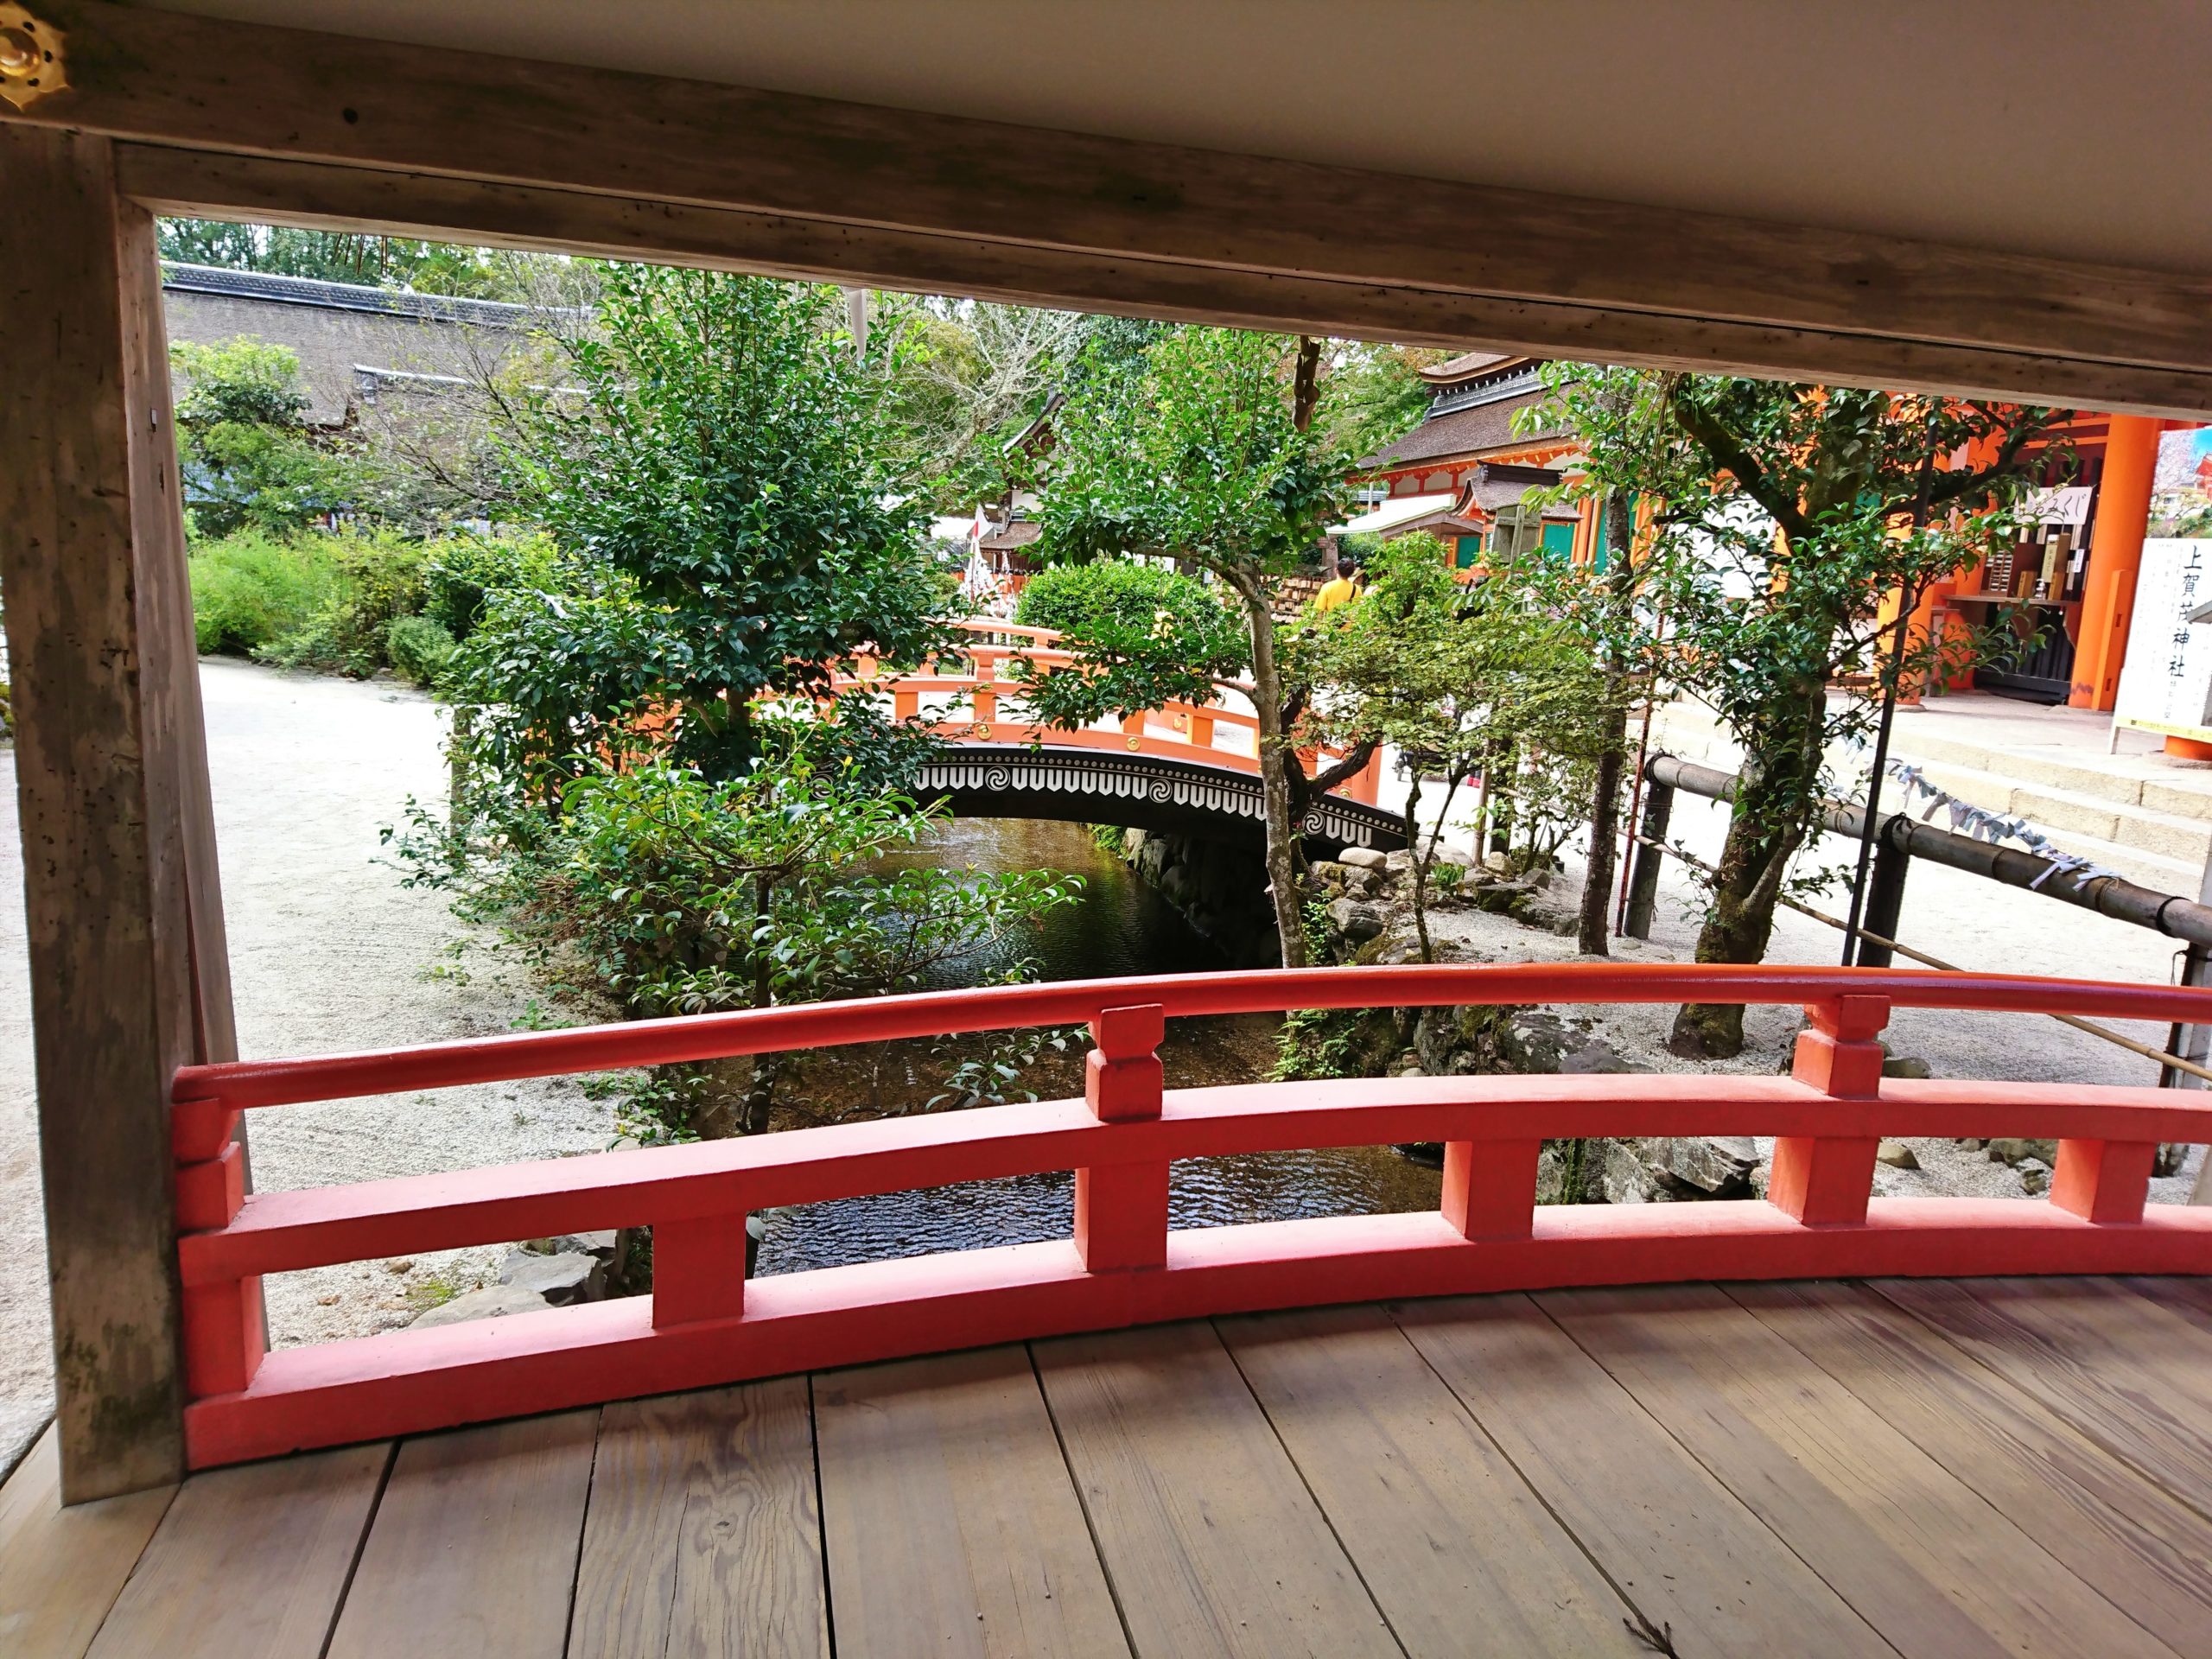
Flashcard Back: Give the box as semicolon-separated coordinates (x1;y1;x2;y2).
2069;413;2164;710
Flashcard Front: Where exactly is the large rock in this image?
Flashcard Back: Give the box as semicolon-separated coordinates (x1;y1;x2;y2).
1338;845;1389;870
1325;896;1389;944
523;1231;619;1261
1987;1137;2058;1167
499;1249;605;1306
1876;1139;1921;1170
408;1283;551;1328
1603;1135;1759;1203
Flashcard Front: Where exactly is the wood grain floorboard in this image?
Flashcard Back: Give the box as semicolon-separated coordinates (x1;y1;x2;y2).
86;1440;389;1659
569;1380;827;1659
1732;1279;2212;1659
1542;1283;2170;1659
1034;1320;1399;1659
1391;1292;1893;1659
1217;1304;1643;1656
815;1344;1127;1659
325;1411;600;1659
1876;1275;2212;1518
0;1427;174;1659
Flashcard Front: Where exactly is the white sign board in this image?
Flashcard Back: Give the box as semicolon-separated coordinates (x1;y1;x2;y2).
2113;537;2212;744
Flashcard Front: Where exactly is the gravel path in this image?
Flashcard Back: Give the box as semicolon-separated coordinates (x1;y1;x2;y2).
0;660;615;1478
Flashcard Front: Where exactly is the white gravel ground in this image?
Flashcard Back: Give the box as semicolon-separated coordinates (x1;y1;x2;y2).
0;660;616;1478
2;664;2206;1482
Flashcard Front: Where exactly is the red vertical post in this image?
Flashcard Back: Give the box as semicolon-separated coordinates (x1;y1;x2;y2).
1440;1138;1541;1239
1075;1003;1168;1272
1189;710;1216;752
893;688;919;721
653;1210;750;1327
2051;1139;2156;1223
175;1125;264;1399
969;648;997;728
1772;995;1887;1225
1120;712;1147;744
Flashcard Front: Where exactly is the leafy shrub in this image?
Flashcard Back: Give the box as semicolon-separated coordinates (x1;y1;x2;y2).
1015;558;1243;658
422;532;563;639
188;530;340;655
258;527;429;675
386;614;458;687
1008;559;1249;729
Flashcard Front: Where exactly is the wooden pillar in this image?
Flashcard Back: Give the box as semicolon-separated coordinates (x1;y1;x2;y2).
2069;414;2164;710
1;128;238;1501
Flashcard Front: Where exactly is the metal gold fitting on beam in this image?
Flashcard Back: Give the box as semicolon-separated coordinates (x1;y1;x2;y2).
0;5;63;111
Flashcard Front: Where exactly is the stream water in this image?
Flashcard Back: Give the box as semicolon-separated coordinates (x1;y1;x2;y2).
755;818;1440;1275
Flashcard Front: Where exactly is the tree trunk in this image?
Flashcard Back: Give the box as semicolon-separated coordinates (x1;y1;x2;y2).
1402;774;1433;963
1240;583;1309;969
1577;704;1628;956
1577;488;1643;956
1669;687;1823;1057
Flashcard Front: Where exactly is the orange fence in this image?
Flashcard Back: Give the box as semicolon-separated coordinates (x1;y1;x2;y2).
170;963;2212;1468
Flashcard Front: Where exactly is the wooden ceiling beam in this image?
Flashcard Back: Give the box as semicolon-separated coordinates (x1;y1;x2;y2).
15;1;2212;414
113;145;2212;418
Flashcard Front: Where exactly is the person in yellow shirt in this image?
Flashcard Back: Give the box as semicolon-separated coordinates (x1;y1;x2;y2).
1313;557;1362;614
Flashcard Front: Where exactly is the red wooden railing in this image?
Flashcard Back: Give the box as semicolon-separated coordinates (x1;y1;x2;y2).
170;963;2212;1468
837;617;1385;804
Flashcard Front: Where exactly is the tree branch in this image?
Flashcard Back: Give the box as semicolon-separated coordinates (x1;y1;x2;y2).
1666;385;1809;541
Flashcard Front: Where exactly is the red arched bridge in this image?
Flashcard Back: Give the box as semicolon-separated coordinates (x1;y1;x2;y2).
835;619;1406;853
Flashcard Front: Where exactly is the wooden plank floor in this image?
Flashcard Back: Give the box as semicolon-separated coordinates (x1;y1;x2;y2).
10;1278;2212;1658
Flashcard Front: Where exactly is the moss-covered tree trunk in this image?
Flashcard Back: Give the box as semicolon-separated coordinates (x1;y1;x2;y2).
1239;580;1309;969
1669;682;1824;1058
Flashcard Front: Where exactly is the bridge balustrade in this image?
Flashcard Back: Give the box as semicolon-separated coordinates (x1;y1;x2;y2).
840;617;1383;805
168;962;2212;1469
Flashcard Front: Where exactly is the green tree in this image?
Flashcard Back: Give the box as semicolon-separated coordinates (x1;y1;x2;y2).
1320;342;1451;462
1037;326;1358;967
170;339;357;537
1011;560;1248;728
874;296;1082;510
1522;367;1687;954
496;263;954;781
1298;533;1609;960
1566;375;2062;1056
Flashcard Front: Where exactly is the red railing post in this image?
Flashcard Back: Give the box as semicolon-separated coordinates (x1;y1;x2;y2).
1440;1139;1540;1240
1075;1003;1167;1272
175;1103;264;1398
1772;994;1888;1225
652;1210;750;1327
2052;1139;2157;1223
970;648;998;728
893;688;919;721
1189;710;1216;752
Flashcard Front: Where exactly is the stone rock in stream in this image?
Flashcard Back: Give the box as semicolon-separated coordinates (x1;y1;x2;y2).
408;1283;553;1329
499;1249;606;1306
1602;1135;1759;1203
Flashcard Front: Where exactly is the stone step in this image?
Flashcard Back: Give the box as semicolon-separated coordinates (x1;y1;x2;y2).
1647;702;2207;895
1903;760;2212;866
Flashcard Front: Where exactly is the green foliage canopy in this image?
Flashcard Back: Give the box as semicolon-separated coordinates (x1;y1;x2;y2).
493;264;956;779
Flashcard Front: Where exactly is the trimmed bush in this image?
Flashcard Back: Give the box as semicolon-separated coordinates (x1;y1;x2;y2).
1014;559;1244;665
386;614;458;688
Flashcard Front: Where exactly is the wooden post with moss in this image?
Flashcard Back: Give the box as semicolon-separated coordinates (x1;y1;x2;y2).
0;125;237;1501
